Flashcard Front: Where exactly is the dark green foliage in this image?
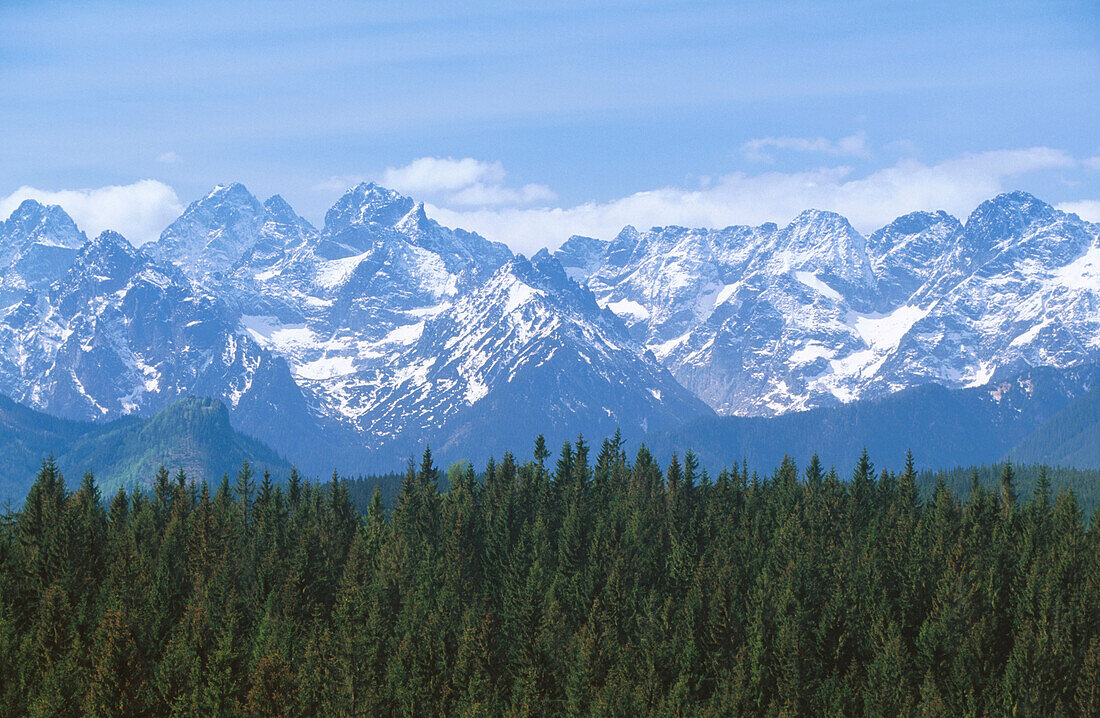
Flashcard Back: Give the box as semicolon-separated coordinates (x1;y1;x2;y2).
0;396;289;502
920;462;1100;519
2;441;1098;716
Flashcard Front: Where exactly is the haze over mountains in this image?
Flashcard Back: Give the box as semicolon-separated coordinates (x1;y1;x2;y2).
0;183;1097;477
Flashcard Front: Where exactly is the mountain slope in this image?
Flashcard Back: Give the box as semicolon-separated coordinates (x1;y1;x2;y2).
1012;387;1100;468
2;185;1098;479
7;182;706;474
147;183;315;280
402;251;714;466
0;229;311;424
60;397;290;495
0;199;86;303
0;395;289;502
645;364;1100;473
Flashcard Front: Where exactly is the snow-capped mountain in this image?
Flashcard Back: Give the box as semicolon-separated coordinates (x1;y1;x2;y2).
560;191;1100;416
222;182;709;466
0;183;1095;472
0;229;311;429
147;183;316;281
0;184;711;472
0;199;87;303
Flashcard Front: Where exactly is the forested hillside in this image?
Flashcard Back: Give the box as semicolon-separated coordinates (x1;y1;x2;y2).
919;463;1100;519
1013;387;1100;468
646;364;1100;474
0;396;289;503
2;440;1098;716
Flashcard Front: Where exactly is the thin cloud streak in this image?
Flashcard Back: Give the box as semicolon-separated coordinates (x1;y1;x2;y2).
382;157;556;208
741;131;871;163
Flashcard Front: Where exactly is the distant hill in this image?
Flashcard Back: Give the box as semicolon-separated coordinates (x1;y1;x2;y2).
0;395;289;503
1012;387;1100;468
4;361;1100;508
644;364;1100;475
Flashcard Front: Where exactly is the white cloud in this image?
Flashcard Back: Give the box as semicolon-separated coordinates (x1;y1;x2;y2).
380;157;556;208
0;180;183;246
447;182;557;207
742;131;871;163
426;147;1076;254
1057;200;1100;222
383;157;505;194
156;151;183;164
1;148;1081;257
1083;156;1100;171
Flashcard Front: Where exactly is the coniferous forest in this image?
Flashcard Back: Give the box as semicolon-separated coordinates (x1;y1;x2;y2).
2;437;1099;717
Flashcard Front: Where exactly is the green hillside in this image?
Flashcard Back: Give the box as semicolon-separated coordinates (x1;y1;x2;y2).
0;396;290;503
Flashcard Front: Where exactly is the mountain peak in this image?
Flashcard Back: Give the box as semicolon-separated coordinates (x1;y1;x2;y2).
262;194;315;232
395;201;430;230
550;235;609;279
966;191;1057;233
779;208;864;249
9;198;46;220
0;199;87;300
990;190;1044;207
263;193;294;216
3;199;84;241
769;208;873;289
614;225;640;243
876;209;959;235
206;182;253;199
324;182;416;232
150;183;272;276
787;208;855;231
867;210;962;257
169;184;267;229
84;230;137;257
602;225;642;266
67;231;144;287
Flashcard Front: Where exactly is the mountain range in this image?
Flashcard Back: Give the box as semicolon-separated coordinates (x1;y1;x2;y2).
0;183;1097;479
557;191;1100;416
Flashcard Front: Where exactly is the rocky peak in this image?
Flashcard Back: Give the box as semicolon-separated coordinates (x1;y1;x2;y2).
602;225;642;268
767;209;873;288
1;199;86;250
868;210;961;254
558;235;611;280
263;194;315;232
67;231;162;290
193;183;266;219
150;183;274;278
323;182;416;234
964;191;1057;242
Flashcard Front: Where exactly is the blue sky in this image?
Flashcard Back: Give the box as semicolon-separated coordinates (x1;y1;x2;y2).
2;0;1097;251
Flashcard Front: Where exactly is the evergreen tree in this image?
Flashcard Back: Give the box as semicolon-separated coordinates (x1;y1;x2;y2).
0;441;1094;715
